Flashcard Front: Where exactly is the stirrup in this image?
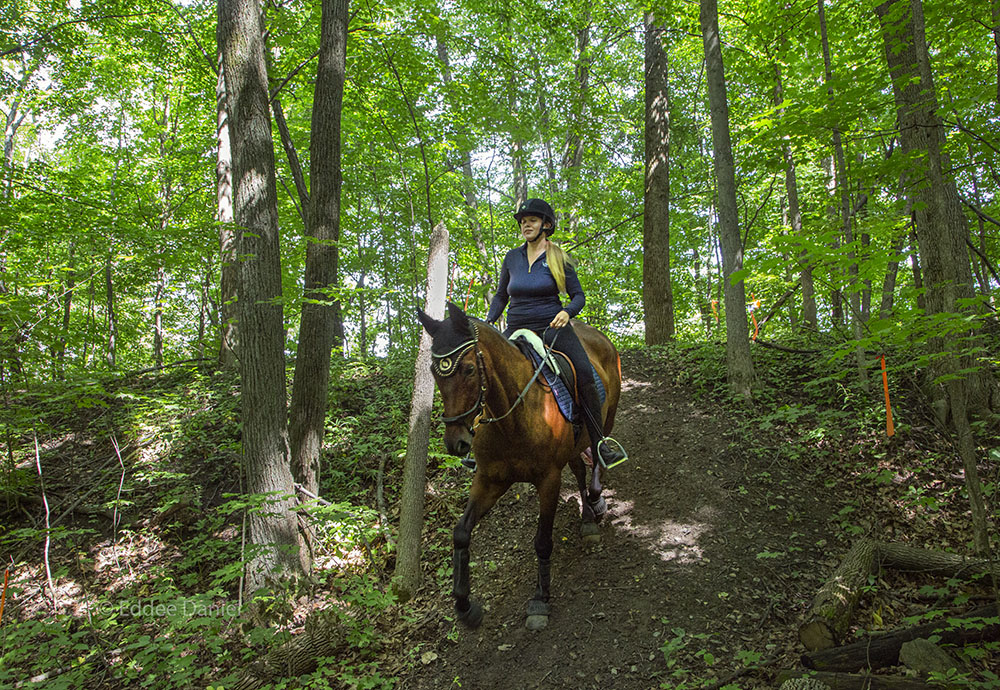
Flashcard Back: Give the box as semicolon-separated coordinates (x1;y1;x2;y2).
597;437;628;470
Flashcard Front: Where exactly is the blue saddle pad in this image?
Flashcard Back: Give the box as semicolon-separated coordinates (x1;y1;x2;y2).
521;347;606;424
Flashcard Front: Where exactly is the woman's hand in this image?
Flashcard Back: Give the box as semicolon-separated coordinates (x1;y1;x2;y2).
549;310;570;329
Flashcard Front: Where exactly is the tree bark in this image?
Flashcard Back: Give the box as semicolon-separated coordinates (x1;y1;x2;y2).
877;0;990;553
877;541;1000;578
394;222;449;601
217;51;238;370
288;0;348;499
219;0;307;593
800;537;879;651
643;13;674;344
700;0;753;397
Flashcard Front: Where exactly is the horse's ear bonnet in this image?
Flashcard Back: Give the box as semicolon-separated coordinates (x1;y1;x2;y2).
428;302;473;354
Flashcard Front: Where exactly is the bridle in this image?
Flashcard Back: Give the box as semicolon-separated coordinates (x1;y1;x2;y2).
431;322;554;434
432;323;489;430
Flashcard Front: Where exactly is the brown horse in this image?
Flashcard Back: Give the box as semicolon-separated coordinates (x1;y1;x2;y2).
417;302;622;631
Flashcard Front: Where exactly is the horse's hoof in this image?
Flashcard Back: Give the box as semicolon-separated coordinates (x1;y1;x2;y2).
525;599;550;630
581;521;601;545
526;614;549;631
456;600;484;628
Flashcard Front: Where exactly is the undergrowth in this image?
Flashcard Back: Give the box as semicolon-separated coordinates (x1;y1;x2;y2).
1;335;998;689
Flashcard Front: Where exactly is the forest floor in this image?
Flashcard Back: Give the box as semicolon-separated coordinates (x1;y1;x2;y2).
3;346;997;689
381;348;899;690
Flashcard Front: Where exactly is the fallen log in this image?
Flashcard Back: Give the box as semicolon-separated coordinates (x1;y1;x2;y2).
799;538;879;651
801;604;1000;672
799;540;1000;652
777;670;931;690
227;610;346;690
877;542;1000;579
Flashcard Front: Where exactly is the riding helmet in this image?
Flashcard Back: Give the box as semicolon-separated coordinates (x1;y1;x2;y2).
513;198;556;236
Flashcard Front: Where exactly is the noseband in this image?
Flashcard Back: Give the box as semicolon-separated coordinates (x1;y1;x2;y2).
431;323;555;434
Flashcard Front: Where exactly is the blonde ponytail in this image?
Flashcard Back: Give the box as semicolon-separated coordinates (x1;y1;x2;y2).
546;241;577;296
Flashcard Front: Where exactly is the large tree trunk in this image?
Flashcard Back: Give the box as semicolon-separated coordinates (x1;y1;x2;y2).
219;0;307;593
701;0;753;397
217;52;238;370
288;0;348;499
877;0;991;553
642;12;675;344
394;222;449;601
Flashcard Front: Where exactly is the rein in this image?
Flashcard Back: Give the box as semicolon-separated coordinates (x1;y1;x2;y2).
432;323;557;433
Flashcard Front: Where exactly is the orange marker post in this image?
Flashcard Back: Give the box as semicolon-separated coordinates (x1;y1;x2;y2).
463;274;475;311
0;569;9;625
881;355;895;437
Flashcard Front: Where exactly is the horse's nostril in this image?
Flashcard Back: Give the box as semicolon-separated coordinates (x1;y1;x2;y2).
454;440;471;456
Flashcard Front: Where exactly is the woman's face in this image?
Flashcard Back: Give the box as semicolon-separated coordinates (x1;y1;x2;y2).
519;214;546;242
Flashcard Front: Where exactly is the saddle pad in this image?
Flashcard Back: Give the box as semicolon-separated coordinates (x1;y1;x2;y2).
513;338;606;424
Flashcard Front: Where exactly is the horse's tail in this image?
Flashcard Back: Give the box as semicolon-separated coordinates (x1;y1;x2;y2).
616;352;622;383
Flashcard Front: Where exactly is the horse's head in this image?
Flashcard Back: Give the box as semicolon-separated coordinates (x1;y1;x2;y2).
417;302;484;457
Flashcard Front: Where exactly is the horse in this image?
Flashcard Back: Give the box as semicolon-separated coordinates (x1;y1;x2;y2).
416;302;622;631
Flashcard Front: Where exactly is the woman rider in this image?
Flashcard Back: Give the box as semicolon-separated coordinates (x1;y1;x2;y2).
485;198;627;470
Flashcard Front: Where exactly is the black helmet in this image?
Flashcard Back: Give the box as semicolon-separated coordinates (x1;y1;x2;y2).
513;198;556;236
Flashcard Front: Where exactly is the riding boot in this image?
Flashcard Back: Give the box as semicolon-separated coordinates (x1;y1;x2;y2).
578;378;627;469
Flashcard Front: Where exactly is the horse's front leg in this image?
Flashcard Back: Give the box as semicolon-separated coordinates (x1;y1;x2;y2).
453;475;507;628
526;471;561;631
570;449;606;543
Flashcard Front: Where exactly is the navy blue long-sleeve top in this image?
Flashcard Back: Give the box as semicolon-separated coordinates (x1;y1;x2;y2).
486;244;585;330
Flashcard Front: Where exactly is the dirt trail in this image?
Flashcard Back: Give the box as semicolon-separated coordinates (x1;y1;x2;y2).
398;349;838;690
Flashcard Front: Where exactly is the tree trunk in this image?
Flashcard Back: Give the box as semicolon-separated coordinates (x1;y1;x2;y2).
288;0;348;499
219;0;307;593
105;251;117;369
820;0;868;391
879;235;905;320
58;242;76;379
394;222;449;601
877;0;990;553
217;51;238;370
774;62;815;329
701;0;753;397
643;13;674;344
799;537;879;651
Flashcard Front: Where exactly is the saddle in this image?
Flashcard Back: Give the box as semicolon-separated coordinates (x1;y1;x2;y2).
508;329;606;425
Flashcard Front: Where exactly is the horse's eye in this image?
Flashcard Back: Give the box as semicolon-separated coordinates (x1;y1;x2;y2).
463;363;475;377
